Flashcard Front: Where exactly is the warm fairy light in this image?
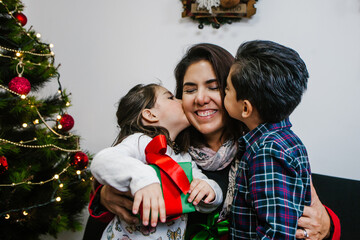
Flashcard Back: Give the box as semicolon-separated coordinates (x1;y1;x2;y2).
57;124;62;129
33;119;39;124
16;52;21;57
22;123;28;128
58;90;62;94
36;33;41;38
49;43;54;48
22;210;28;216
59;183;64;188
50;51;55;56
20;95;26;99
76;170;81;175
57;115;62;120
5;214;10;219
65;102;70;106
54;174;59;179
56;197;61;202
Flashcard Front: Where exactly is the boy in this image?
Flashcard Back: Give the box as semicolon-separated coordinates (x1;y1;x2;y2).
224;40;311;239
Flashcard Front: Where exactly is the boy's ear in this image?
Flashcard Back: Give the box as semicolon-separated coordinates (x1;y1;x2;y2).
241;100;253;119
141;109;159;123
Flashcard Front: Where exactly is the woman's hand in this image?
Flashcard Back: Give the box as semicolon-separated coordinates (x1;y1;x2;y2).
296;180;331;240
133;183;166;227
100;185;139;225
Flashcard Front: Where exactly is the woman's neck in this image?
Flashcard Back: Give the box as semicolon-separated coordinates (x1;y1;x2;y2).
204;133;225;152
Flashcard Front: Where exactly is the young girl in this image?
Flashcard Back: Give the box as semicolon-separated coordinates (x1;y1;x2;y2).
90;83;222;240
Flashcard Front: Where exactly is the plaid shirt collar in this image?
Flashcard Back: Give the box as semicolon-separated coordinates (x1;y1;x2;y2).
238;118;292;150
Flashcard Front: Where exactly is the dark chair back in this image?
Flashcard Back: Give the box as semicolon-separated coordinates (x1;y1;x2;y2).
312;173;360;240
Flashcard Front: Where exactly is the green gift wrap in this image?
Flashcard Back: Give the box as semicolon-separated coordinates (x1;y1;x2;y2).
150;162;196;218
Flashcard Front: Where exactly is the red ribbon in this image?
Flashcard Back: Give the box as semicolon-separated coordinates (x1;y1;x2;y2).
145;135;190;217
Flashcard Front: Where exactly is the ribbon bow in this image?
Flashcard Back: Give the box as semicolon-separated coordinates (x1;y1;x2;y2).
186;212;229;240
145;135;191;217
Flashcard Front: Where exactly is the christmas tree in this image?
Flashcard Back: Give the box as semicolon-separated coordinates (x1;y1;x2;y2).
0;0;92;239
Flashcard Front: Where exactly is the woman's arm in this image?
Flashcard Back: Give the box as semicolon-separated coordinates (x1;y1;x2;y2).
295;180;341;240
88;182;139;225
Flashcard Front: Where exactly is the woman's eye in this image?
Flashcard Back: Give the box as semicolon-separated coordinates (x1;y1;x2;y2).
209;86;219;90
183;89;196;93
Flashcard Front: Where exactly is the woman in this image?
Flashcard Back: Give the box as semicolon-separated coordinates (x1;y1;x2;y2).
84;43;339;240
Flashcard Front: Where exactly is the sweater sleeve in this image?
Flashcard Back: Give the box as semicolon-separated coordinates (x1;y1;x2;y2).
324;205;341;240
90;134;160;195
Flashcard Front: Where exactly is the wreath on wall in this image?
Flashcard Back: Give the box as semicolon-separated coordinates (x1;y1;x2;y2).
181;0;257;29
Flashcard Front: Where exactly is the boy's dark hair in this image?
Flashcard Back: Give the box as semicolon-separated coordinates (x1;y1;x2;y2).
174;43;245;150
231;40;309;123
113;83;173;148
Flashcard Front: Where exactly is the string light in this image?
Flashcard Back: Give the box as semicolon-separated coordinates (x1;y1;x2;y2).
59;183;64;188
0;45;53;57
55;197;61;202
36;33;41;38
0;52;56;67
22;210;28;216
66;102;70;106
49;43;54;48
22;123;28;128
76;170;81;175
5;214;10;219
0;165;70;187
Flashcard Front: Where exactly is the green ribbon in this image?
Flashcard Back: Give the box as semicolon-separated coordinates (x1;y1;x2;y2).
187;212;229;240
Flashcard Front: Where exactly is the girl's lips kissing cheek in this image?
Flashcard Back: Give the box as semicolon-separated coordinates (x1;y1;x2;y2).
195;110;217;118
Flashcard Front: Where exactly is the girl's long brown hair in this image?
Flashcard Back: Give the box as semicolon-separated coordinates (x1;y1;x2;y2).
113;84;175;148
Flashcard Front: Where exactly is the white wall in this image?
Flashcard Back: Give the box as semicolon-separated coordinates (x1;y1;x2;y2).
21;0;360;238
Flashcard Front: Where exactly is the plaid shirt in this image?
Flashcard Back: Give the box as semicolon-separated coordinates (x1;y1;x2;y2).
230;118;311;239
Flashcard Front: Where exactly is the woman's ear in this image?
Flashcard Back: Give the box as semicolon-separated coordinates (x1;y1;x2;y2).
141;109;159;124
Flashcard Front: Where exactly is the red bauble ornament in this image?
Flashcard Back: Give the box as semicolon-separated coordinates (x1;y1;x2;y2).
8;76;31;95
70;152;89;170
13;12;27;26
59;114;74;131
0;156;9;174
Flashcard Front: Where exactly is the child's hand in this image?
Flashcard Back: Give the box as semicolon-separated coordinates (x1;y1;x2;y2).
187;178;215;206
132;183;166;227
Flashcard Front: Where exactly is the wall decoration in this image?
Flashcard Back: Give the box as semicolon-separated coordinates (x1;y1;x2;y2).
181;0;257;29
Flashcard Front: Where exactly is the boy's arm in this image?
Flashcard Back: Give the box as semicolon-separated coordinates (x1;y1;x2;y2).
249;144;311;239
191;161;223;213
90;135;160;195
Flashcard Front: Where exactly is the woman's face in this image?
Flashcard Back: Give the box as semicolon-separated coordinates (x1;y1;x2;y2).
181;60;226;141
